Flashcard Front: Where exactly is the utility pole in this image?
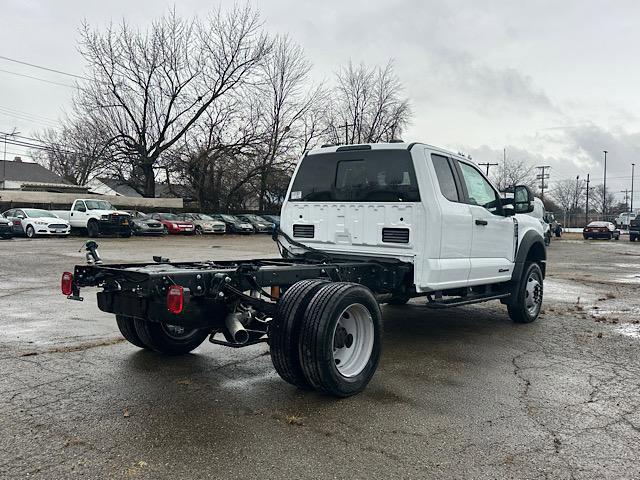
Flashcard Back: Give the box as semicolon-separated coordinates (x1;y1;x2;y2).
603;150;608;218
631;163;635;212
478;162;498;176
585;173;590;225
536;165;550;199
620;189;630;210
2;128;20;189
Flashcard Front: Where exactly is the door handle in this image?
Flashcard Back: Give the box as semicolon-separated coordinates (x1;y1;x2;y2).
475;219;488;226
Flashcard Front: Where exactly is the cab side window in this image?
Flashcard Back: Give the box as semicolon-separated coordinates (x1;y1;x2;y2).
458;162;502;214
73;201;86;212
431;154;459;202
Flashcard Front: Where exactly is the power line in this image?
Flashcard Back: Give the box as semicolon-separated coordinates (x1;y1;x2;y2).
0;55;88;81
0;109;60;128
0;68;77;88
0;104;60;123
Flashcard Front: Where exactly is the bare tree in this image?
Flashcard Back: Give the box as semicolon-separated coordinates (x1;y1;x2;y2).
326;61;411;144
491;156;537;192
589;184;616;217
552;178;586;214
33;118;112;186
251;35;325;210
76;6;270;197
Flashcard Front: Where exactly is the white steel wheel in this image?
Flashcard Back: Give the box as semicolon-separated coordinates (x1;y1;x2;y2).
524;270;543;317
332;303;374;378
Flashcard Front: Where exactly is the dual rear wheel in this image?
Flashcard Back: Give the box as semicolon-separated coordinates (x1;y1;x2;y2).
270;281;382;397
115;315;209;355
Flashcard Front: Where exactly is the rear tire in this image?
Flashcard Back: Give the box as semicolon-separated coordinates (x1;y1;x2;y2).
298;282;382;397
133;320;209;355
269;279;328;389
508;262;543;324
116;315;148;349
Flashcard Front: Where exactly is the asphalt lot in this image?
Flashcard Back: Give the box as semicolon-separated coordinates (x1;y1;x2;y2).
1;234;639;479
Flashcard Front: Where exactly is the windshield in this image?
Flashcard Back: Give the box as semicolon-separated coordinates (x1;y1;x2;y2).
85;200;114;210
198;214;214;221
160;213;179;221
221;215;238;222
290;149;420;202
23;209;58;218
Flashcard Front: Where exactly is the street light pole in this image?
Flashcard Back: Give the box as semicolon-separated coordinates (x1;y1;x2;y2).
603;150;608;219
632;163;636;212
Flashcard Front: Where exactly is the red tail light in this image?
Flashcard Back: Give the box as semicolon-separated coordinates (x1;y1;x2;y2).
167;285;184;314
61;272;73;296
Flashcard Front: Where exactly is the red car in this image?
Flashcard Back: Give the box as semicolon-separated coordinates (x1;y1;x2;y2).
150;213;195;235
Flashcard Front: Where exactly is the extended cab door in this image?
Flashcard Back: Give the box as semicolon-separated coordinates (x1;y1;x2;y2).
426;153;472;288
455;160;516;285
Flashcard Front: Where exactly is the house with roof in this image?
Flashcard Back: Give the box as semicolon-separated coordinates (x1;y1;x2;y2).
0;157;89;194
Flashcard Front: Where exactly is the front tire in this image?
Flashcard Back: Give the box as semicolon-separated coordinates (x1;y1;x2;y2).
25;225;35;238
298;282;382;397
87;220;99;238
508;262;543;323
133;320;209;355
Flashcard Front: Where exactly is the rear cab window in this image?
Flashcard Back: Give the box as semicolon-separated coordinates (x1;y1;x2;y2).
431;154;460;202
289;149;420;202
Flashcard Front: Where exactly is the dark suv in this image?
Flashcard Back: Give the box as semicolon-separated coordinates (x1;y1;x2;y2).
630;216;639;242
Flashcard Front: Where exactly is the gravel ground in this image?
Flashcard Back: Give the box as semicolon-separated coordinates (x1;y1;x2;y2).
0;234;639;479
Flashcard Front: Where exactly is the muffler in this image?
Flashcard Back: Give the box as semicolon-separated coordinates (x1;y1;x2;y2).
224;312;250;344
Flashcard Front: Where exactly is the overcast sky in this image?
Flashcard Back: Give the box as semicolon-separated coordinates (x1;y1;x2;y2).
1;0;639;199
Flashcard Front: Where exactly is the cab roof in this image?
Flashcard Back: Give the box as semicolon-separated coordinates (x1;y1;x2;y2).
308;142;470;162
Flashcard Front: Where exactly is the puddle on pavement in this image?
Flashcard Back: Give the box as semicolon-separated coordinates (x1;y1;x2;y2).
544;279;599;303
614;323;640;339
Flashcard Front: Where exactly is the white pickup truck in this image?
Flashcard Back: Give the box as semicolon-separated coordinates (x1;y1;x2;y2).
53;199;131;237
63;141;545;397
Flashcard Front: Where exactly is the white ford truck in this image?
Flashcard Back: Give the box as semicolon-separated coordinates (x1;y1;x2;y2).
53;199;131;237
62;142;545;397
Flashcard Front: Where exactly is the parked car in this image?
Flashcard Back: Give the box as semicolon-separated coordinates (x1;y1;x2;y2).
211;214;254;234
149;213;195;234
630;215;640;242
261;214;280;228
0;216;13;239
2;208;70;238
124;211;165;236
583;221;620;240
52;199;131;237
178;213;226;234
236;214;275;233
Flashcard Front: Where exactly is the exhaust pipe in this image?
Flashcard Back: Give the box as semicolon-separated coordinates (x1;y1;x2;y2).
224;312;250;344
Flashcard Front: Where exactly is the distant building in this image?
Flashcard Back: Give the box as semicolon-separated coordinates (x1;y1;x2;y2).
0;157;89;194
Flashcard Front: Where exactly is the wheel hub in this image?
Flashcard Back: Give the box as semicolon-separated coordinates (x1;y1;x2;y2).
331;303;374;378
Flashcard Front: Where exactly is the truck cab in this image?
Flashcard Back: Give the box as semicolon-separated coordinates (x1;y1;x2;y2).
280;142;544;294
54;199;131;237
